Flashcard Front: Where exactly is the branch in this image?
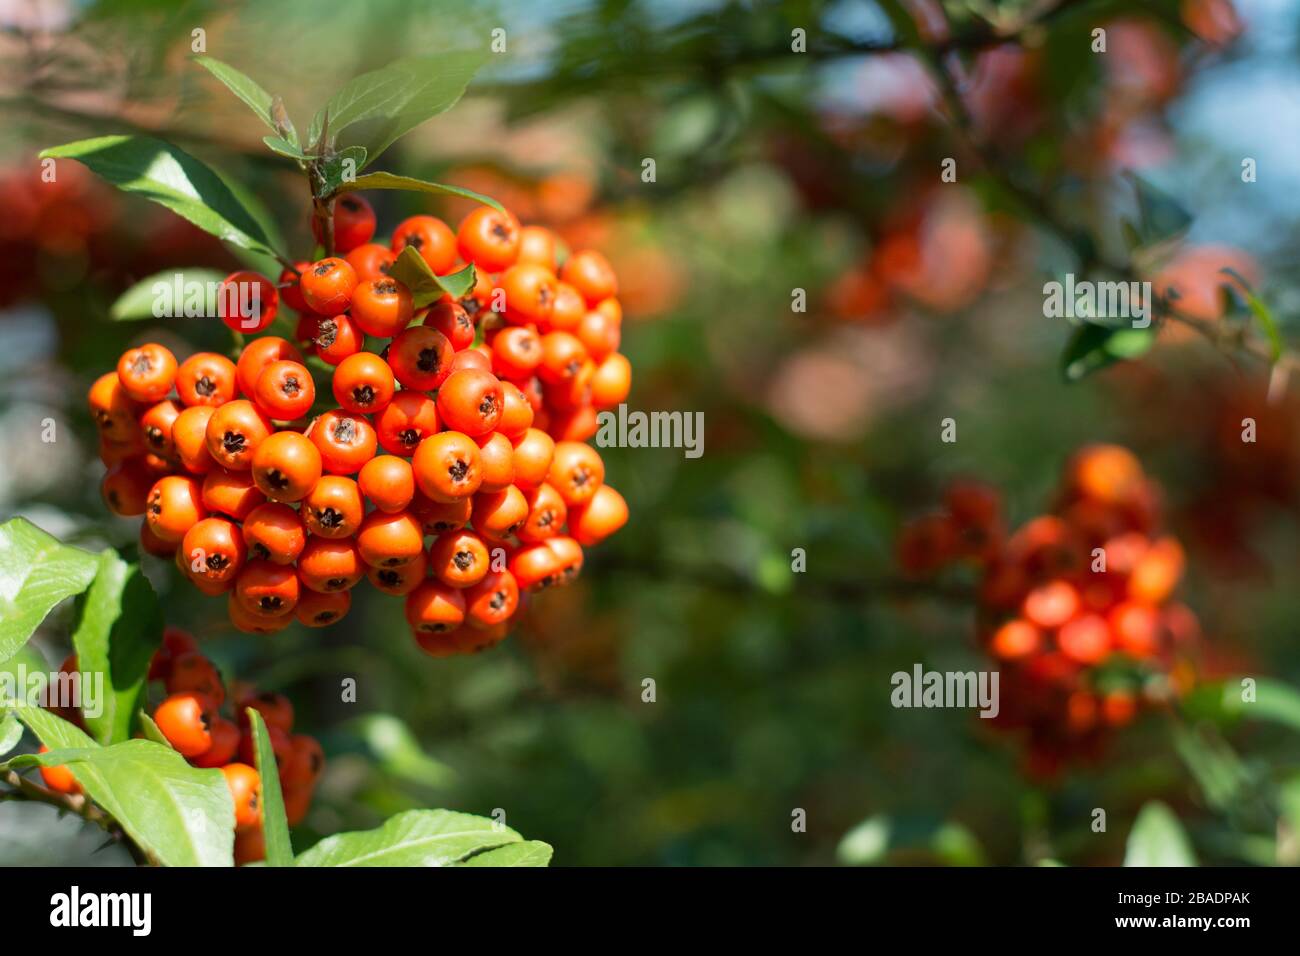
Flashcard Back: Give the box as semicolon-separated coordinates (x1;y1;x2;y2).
924;30;1295;383
1;768;151;865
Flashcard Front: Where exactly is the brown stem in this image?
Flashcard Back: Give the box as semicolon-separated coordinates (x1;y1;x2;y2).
1;768;151;865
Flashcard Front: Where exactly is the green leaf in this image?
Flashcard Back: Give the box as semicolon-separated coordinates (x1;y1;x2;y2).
0;712;21;756
387;246;476;308
295;809;520;867
1129;174;1193;245
263;135;306;161
110;268;227;321
458;841;553;867
40;136;286;263
350;713;455;788
837;815;890;864
836;814;985;866
0;518;99;665
1184;677;1300;733
220;172;289;277
336;171;502;212
71;551;162;745
1221;267;1281;363
317;146;368;197
245;707;292;867
138;711;172;749
1061;323;1155;381
308;51;486;167
195;56;296;146
1124;801;1196;866
9;707;234;867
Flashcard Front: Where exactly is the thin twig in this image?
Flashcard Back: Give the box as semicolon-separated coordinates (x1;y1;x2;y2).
1;767;151;865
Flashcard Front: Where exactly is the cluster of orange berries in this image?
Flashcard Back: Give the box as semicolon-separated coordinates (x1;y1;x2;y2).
898;445;1200;777
88;196;631;654
37;629;318;864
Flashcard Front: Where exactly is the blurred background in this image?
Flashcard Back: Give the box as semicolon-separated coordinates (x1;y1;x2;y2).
1;0;1299;865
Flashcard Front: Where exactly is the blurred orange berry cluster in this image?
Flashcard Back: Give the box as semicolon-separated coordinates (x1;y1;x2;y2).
898;445;1200;777
88;197;630;654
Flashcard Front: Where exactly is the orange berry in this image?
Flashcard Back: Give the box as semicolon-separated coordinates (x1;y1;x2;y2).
375;390;439;457
205;400;273;471
350;277;414;338
413;431;482;502
301;475;364;538
1021;580;1080;630
457;206;520;273
176;352;238;407
88;371;140;441
568;484;627;545
145;475;207;543
560;249;617;305
181;516;246;591
241;502;306;564
308;409;377;474
38;746;81;794
297;535;364;593
510;428;555;489
546;441;604;507
218;271;279;333
236;337;302;399
300;257;357;316
988;619;1041;660
235;559;301;617
428;530;491;588
436;369;504;437
295;588;351;627
253;360;316;421
332;352;396;414
471;485;529;540
154;691;216;757
222;763;262;829
1058;613;1112;665
250;430;322;503
116;343;177;403
358;455;415;513
516;482;567;543
391;215;457;274
362;543;424;593
404;579;467;635
201;468;266;521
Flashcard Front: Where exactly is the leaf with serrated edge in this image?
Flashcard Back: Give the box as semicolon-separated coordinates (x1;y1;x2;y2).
459;840;553;867
295;809;520;867
0;518;99;665
10;707;234;867
246;708;293;866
